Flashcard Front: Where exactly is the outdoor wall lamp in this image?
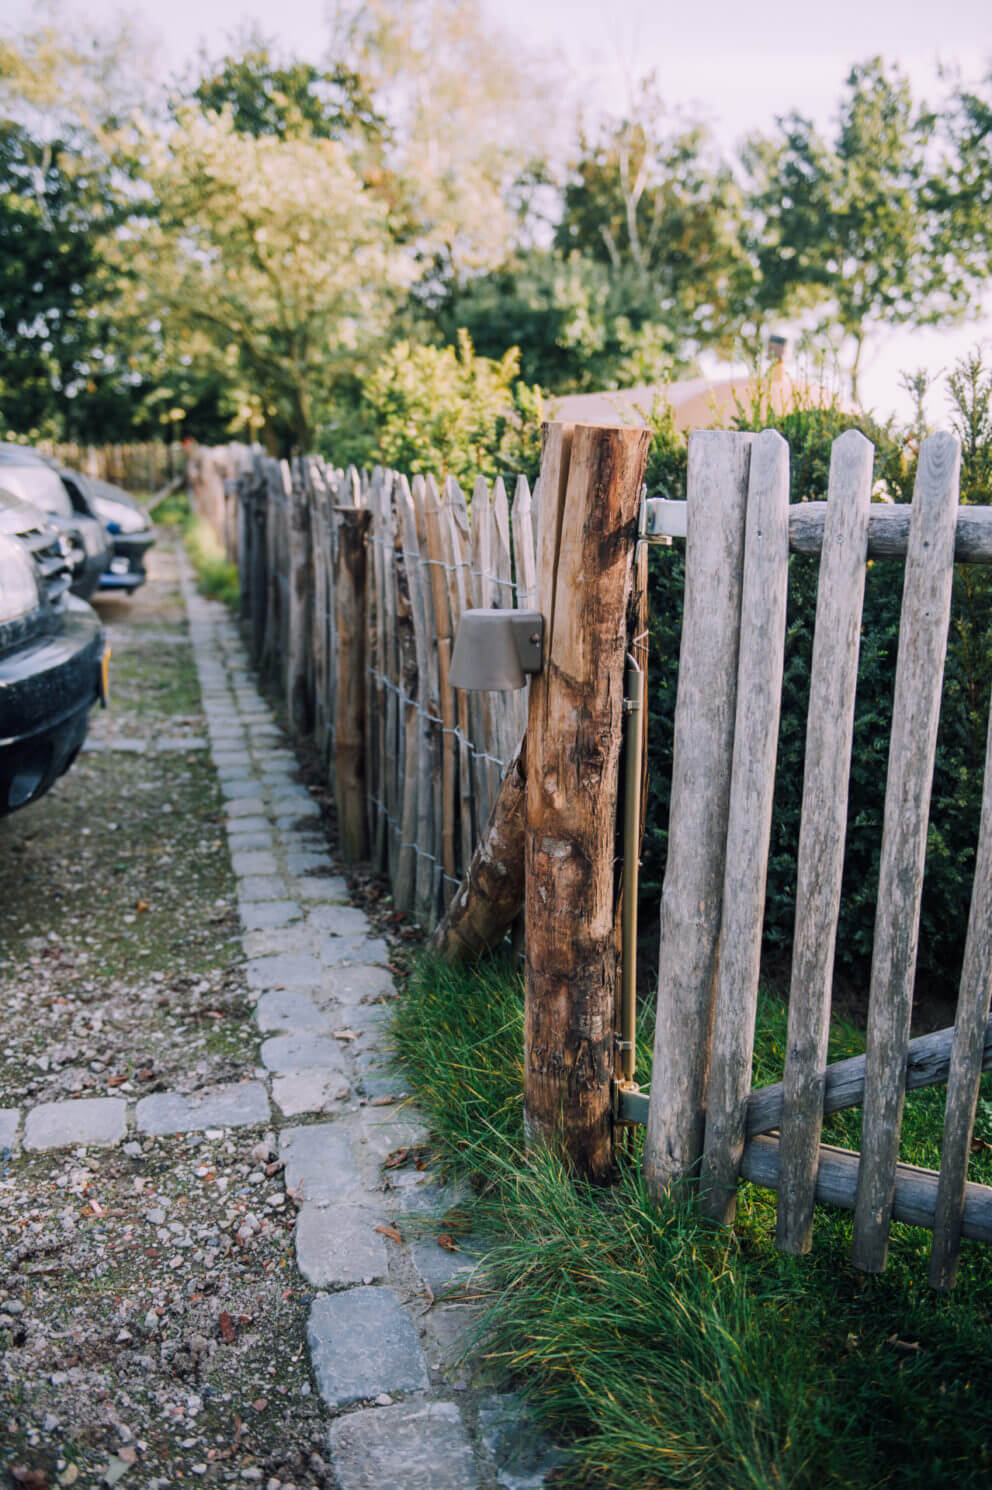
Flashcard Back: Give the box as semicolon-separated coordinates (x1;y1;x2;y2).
449;609;544;691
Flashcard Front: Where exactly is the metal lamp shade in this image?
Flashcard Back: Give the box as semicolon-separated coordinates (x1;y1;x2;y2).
449;608;543;691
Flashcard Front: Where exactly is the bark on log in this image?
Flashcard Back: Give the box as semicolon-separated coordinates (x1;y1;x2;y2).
428;738;527;962
525;421;651;1181
333;507;371;862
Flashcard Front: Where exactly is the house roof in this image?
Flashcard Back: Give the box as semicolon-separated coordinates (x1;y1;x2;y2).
546;363;848;431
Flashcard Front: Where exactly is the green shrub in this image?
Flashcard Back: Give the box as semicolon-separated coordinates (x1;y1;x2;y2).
318;330;543;487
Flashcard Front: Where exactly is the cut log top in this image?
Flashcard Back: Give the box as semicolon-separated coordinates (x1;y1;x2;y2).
647;498;992;563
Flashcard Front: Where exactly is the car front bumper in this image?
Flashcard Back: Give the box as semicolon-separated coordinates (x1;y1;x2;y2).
99;530;156;591
0;600;106;812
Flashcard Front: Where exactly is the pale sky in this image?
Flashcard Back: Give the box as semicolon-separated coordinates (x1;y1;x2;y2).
8;0;992;424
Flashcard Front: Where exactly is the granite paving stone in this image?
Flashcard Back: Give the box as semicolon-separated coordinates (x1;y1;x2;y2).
260;1035;348;1074
255;990;331;1034
238;875;289;902
271;1070;350;1116
225;816;271;837
317;933;390;967
245;953;323;990
219;776;259;799
0;1109;20;1151
294;876;352;902
307;905;369;937
238;899;303;930
295;1203;388;1288
316;964;396;1004
24;1098;127;1151
307;1288;429;1408
230;849;279;876
223;831;272;853
476;1394;563;1489
135;1082;270;1135
281;1122;362;1203
226;797;267;817
328;1401;478;1490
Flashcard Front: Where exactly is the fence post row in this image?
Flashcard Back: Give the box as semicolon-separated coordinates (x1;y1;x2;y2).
195;420;992;1285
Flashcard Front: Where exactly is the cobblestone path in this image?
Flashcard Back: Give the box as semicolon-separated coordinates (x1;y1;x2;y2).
0;538;553;1489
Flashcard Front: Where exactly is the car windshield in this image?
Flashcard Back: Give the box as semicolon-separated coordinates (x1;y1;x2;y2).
0;465;73;518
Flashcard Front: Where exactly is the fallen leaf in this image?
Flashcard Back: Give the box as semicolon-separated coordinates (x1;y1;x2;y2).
332;1028;359;1042
436;1233;458;1252
886;1333;922;1353
137;1067;155;1081
106;1075;127;1088
383;1148;409;1170
369;1095;398;1107
375;1224;403;1245
218;1311;236;1343
135;901;150;913
252;1398;268;1412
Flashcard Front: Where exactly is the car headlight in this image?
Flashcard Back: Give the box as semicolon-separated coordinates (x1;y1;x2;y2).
0;533;41;621
91;495;150;535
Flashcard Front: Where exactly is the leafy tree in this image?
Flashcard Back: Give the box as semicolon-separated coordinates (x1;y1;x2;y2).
330;0;553;284
931;70;992;287
742;59;966;401
429;249;681;393
120;108;409;450
555;78;752;357
186;36;385;149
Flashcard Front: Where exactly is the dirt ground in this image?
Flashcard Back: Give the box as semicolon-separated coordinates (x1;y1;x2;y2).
0;539;332;1490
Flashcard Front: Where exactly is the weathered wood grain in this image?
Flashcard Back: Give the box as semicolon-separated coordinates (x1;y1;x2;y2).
423;474;457;907
525;421;650;1179
700;431;791;1225
392;481;419;915
930;698;992;1287
789;500;992;562
443;477;476;875
333;506;371;861
776;430;873;1253
412;474;443;923
852;432;962;1272
742;1134;992;1245
746;1017;992;1136
428;736;527;962
642;432;752;1199
398;476;436;924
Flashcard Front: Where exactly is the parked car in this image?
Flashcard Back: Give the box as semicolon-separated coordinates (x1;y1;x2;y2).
0;444;111;599
0;489;90;596
59;471;156;592
0;500;108;814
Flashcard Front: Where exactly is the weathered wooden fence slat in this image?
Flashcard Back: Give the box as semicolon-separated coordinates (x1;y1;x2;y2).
776;430;873;1253
699;430;791;1225
929;692;992;1287
333;505;371;862
642;432;752;1198
443;477;476;876
852;432;961;1273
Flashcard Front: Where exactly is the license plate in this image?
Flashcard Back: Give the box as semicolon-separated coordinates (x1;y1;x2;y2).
100;643;111;706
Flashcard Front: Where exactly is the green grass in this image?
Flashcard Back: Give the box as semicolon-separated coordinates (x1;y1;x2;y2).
184;511;240;607
392;956;992;1490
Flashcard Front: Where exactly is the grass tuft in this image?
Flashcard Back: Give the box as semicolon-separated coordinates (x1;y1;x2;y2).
392;953;992;1490
184;512;239;608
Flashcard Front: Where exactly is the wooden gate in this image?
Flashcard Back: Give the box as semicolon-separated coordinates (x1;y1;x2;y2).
641;427;992;1289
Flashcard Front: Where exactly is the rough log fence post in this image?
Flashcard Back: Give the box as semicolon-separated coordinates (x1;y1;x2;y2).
524;421;651;1180
334;506;371;862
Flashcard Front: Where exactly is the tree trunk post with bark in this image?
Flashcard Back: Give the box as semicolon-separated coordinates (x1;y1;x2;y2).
333;506;371;862
524;421;651;1181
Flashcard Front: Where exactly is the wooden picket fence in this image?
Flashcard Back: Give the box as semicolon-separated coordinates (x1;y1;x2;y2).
35;440;183;492
198;443;539;929
640;428;992;1289
192;424;992;1289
